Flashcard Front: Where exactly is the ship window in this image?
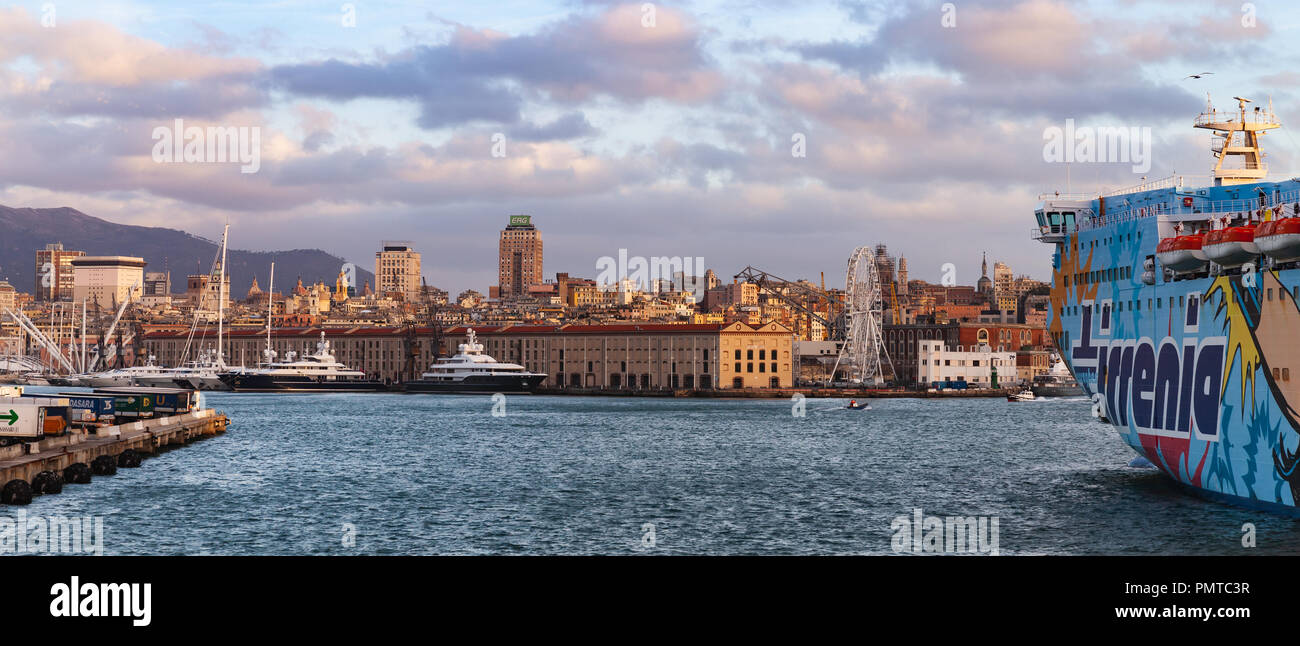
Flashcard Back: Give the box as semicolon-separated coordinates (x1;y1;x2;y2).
1268;289;1274;301
1285;368;1291;381
1275;368;1281;380
1294;287;1299;301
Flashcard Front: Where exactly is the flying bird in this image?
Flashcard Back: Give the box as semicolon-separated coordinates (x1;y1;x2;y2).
1185;72;1214;80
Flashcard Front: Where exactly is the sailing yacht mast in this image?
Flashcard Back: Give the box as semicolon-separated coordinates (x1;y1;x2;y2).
216;223;229;368
266;262;274;362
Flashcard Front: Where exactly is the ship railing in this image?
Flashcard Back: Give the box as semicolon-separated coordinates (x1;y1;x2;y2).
1195;110;1278;127
1037;175;1185;201
1029;225;1076;242
1036;191;1096;201
1078;186;1300;231
1101;174;1184;197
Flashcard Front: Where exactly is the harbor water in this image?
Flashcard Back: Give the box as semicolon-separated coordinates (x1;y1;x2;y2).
14;390;1297;555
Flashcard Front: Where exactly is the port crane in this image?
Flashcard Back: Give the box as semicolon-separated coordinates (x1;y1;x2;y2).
732;266;846;341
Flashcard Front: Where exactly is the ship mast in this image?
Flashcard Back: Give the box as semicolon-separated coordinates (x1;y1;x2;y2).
216;223;229;367
1195;94;1280;186
266;261;275;363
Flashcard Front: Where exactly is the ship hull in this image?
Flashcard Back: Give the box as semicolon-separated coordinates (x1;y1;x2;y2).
1030;384;1084;397
219;373;388;392
1047;193;1300;512
403;374;547;394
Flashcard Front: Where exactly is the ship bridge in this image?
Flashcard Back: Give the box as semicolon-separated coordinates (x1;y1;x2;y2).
1031;196;1094;243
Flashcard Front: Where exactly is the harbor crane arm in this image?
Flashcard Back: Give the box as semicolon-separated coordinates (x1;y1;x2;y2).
4;308;76;373
733;266;846;340
89;284;137;371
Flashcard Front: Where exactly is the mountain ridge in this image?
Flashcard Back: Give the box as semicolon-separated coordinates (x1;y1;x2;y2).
0;205;374;297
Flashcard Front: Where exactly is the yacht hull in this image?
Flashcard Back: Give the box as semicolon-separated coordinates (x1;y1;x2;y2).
219;373;387;392
403;373;547;394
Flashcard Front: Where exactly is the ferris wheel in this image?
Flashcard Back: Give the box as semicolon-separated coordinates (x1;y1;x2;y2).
833;246;889;384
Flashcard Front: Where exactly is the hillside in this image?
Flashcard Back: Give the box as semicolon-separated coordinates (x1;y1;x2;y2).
0;206;373;297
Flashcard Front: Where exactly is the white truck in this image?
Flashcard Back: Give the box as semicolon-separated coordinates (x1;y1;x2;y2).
0;397;74;444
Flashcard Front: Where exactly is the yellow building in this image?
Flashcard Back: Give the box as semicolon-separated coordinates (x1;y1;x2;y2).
448;321;793;389
375;241;422;301
72;256;145;309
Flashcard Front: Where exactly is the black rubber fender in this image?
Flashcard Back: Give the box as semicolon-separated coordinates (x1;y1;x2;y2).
31;470;63;495
1;479;33;505
63;462;92;484
90;455;118;476
117;449;143;468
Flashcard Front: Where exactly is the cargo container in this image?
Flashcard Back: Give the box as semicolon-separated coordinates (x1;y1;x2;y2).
95;386;199;415
93;391;156;419
9;394;87;429
0;402;65;443
56;393;118;425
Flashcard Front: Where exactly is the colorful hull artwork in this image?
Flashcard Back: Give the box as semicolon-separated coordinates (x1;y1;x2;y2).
1028;98;1300;511
1040;189;1300;512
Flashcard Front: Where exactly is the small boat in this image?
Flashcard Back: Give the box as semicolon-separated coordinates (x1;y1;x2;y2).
846;400;871;410
1007;389;1035;402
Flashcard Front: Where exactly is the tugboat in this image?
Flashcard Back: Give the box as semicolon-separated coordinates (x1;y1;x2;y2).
404;329;547;394
219;332;385;392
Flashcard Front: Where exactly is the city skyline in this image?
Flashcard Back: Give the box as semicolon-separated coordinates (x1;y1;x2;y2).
3;2;1295;296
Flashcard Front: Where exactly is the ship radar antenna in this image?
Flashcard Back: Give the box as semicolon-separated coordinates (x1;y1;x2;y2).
1195;93;1279;185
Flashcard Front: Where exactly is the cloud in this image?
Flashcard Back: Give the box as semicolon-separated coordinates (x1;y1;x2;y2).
510;112;598;141
271;4;722;129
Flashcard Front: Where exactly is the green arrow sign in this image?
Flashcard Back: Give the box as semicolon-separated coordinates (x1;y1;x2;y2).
2;409;16;425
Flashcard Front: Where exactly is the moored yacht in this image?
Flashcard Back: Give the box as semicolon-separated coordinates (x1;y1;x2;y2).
219;332;385;392
404;329;547;394
84;356;174;388
163;349;232;391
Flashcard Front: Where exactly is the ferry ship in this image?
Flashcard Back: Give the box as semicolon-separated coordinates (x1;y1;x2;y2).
219;332;385;392
403;329;547;394
1032;96;1300;512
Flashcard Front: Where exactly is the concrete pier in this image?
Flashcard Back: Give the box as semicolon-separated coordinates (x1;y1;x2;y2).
0;410;229;487
533;387;1022;399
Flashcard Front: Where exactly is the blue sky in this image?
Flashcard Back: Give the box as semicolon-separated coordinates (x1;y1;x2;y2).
3;0;1300;295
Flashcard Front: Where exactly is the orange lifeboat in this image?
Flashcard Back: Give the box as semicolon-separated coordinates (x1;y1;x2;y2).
1255;218;1300;263
1203;225;1260;267
1155;234;1207;272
